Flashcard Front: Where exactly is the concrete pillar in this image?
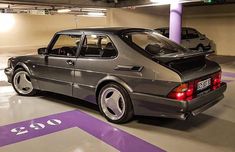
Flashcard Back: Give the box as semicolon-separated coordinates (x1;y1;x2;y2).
169;3;182;44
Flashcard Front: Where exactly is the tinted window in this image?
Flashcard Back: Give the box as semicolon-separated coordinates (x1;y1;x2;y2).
121;31;189;56
155;29;164;35
49;34;81;57
80;35;117;58
187;29;199;39
163;29;169;38
181;29;187;40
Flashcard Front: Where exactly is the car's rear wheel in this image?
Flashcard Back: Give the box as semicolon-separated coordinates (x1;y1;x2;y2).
12;68;37;96
98;83;133;123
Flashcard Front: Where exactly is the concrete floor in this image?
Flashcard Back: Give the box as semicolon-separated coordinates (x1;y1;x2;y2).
0;50;235;152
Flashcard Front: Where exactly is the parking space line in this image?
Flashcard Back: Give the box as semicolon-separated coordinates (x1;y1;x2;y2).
222;72;235;78
0;110;165;152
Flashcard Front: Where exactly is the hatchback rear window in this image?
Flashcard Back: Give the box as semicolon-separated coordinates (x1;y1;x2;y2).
121;31;190;57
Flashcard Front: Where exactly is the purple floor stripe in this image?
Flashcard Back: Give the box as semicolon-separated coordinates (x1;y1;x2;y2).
0;110;165;152
0;110;77;147
222;72;235;78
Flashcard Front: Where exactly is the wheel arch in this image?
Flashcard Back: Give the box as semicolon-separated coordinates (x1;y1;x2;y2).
14;62;31;75
95;76;133;99
13;62;40;90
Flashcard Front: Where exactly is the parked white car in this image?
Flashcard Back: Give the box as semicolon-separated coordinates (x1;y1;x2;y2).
155;27;211;52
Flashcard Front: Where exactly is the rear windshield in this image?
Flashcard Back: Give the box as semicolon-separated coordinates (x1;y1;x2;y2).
120;31;190;57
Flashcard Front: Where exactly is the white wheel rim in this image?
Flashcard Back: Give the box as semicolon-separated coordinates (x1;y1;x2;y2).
100;87;125;120
13;71;33;95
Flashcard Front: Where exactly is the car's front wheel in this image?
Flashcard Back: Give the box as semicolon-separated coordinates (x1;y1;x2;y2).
12;68;37;96
98;83;134;123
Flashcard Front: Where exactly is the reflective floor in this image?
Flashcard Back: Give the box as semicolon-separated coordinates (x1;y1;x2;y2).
0;51;235;152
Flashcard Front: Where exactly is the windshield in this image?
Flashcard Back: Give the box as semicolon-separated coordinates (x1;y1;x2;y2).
121;31;191;56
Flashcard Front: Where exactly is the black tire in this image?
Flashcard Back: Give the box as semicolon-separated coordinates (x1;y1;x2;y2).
12;68;37;96
98;82;134;124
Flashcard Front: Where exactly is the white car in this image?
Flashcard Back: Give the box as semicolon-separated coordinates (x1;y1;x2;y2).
155;27;211;52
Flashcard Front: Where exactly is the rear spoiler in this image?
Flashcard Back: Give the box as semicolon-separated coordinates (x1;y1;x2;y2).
152;50;214;63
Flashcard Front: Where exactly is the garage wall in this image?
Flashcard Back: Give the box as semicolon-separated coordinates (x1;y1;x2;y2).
107;8;169;29
1;4;234;56
0;14;106;53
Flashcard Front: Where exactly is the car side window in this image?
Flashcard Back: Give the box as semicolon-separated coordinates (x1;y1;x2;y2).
49;34;81;57
163;29;169;38
155;29;163;35
80;35;117;58
187;29;199;39
181;29;187;40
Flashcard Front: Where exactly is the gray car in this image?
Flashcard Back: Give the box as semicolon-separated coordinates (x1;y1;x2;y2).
5;27;226;123
155;27;211;52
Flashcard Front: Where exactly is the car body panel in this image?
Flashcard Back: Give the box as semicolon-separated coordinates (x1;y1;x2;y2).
131;82;226;119
34;56;76;96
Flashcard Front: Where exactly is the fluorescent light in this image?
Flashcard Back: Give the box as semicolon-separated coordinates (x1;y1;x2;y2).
0;13;15;32
87;12;105;17
82;8;107;11
57;9;71;13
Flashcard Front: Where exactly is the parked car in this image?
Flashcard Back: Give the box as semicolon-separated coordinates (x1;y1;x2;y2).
155;27;211;52
5;27;226;123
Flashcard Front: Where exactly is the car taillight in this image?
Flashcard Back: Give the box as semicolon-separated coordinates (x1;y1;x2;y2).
212;71;221;90
168;81;194;101
168;71;222;101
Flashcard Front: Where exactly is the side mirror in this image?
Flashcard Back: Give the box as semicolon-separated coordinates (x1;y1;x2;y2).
38;47;48;55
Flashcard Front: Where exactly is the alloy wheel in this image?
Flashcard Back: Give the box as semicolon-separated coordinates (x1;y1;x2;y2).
100;87;125;121
13;71;33;95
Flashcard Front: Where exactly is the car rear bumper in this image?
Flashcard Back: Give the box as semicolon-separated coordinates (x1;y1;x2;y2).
4;67;13;83
130;82;227;120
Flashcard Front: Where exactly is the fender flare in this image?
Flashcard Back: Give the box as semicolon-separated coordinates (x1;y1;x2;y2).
95;75;133;96
13;62;40;90
14;62;31;75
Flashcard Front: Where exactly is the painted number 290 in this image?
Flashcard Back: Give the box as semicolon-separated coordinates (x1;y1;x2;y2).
11;119;62;136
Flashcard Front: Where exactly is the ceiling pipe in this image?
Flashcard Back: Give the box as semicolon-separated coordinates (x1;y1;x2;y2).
0;0;115;8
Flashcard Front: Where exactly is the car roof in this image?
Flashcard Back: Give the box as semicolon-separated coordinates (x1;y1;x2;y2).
155;27;196;30
57;27;150;35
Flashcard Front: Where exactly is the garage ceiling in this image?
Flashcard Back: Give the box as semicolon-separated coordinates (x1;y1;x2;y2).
0;0;203;8
0;0;235;7
0;0;234;15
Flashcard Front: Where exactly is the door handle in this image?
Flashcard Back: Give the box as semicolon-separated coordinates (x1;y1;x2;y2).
66;60;74;66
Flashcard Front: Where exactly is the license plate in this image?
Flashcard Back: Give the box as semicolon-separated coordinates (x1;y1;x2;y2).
197;78;211;91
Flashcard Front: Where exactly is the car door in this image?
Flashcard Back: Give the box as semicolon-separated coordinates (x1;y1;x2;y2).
36;34;82;96
72;34;118;103
181;29;191;48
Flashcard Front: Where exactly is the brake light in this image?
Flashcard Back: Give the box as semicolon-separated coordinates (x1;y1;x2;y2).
186;82;194;97
212;71;221;90
168;82;194;101
168;71;221;101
